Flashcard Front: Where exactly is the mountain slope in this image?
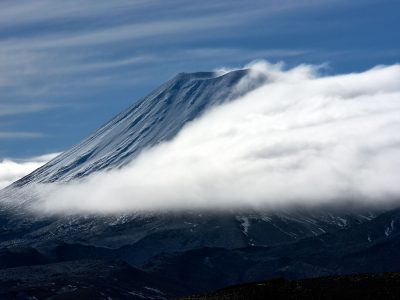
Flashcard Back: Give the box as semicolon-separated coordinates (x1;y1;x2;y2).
12;70;250;186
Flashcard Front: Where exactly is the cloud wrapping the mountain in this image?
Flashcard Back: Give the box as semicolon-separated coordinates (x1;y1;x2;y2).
34;61;400;213
0;153;59;189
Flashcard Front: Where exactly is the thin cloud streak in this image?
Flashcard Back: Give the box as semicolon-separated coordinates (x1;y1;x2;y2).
0;0;341;32
0;132;44;139
0;103;53;116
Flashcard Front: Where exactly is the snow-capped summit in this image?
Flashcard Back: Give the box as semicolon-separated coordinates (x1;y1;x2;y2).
12;69;250;186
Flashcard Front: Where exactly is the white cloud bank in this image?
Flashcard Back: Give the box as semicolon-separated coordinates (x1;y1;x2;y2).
0;153;59;189
31;61;400;214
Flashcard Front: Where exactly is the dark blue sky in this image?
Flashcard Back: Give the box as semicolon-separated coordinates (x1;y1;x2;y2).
1;0;399;159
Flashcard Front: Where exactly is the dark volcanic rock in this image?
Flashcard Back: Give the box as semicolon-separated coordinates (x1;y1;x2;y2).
0;247;48;269
0;259;188;300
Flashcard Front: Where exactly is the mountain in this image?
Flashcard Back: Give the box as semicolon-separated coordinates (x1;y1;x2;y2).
0;68;399;298
0;69;373;257
11;70;251;186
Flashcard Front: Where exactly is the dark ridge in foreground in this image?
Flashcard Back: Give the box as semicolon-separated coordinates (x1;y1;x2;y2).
178;273;400;300
0;259;188;300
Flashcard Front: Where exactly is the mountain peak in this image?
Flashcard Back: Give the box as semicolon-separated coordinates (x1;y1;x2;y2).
11;68;251;187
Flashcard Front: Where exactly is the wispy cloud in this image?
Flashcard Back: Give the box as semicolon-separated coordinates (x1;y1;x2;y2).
0;0;343;96
0;103;53;116
0;132;44;139
0;1;320;122
0;153;59;189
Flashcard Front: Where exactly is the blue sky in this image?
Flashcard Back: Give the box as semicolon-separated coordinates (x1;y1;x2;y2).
0;0;399;159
